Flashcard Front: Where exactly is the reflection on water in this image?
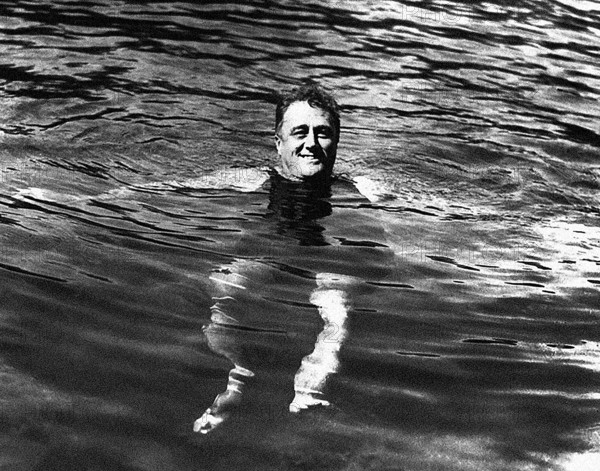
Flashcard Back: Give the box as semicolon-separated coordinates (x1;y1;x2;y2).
1;0;600;469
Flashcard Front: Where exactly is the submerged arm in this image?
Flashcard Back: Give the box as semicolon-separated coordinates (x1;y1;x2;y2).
13;167;270;203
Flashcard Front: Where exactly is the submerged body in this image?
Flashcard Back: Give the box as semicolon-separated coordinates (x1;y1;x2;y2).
194;170;396;433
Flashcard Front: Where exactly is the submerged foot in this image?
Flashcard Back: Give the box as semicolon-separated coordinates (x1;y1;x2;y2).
289;391;331;413
193;389;242;434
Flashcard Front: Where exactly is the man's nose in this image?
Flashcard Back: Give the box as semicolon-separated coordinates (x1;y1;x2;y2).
304;131;318;149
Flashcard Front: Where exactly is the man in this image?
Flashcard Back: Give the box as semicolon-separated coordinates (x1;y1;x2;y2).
193;83;392;434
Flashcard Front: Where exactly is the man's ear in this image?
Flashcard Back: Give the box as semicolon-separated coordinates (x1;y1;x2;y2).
274;134;282;154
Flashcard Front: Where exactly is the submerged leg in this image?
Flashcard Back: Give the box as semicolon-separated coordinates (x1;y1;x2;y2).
194;364;254;434
290;273;351;413
194;261;257;434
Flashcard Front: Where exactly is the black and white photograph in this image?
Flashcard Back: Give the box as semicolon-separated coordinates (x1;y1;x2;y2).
1;1;599;469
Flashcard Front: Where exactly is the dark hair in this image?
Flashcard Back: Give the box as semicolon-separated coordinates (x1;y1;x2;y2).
275;83;340;140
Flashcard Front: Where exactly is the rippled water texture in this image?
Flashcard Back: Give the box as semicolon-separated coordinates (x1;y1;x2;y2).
1;1;599;470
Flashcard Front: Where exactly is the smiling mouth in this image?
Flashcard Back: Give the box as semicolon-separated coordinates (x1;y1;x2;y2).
299;155;321;162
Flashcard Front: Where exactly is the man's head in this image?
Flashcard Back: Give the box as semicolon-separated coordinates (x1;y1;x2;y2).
275;84;340;181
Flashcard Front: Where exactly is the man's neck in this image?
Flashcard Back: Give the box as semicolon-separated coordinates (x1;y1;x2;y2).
274;167;334;186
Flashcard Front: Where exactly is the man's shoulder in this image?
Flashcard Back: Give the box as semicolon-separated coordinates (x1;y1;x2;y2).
333;173;395;203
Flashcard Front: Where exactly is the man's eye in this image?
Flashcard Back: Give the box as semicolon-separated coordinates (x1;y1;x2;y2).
316;128;332;138
292;131;307;137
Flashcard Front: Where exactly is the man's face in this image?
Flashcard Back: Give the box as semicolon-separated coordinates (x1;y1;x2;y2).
275;101;338;180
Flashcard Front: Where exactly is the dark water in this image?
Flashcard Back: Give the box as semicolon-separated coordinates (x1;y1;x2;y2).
1;1;600;470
